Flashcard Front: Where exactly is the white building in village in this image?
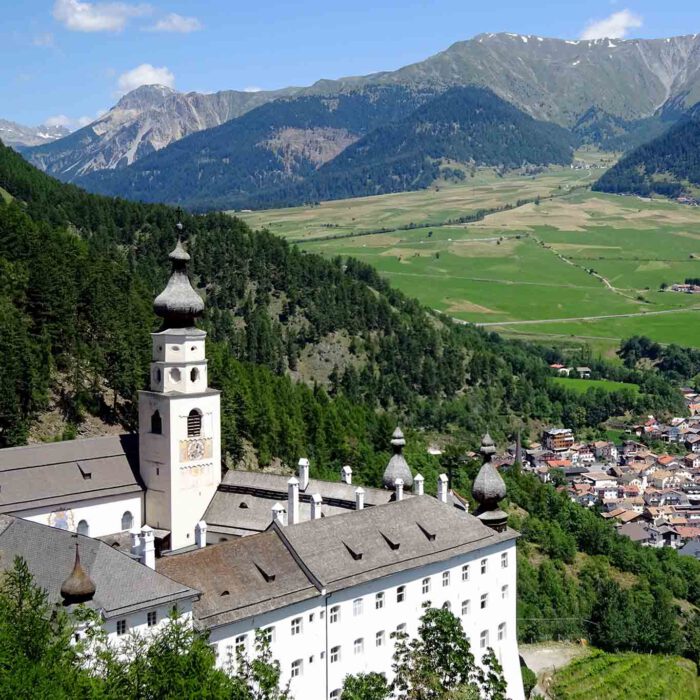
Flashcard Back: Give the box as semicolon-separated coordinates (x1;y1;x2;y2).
0;236;524;700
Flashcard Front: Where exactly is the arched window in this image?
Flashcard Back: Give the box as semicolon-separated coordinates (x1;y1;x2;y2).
190;367;199;383
77;520;89;536
187;409;202;437
151;410;162;435
121;511;134;530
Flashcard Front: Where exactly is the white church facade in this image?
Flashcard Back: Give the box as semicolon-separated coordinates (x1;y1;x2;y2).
0;237;524;700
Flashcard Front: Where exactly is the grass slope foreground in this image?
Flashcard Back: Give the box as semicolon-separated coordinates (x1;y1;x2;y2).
551;649;700;700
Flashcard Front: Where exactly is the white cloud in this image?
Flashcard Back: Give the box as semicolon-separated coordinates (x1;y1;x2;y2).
243;86;262;93
32;32;55;47
44;114;73;128
116;63;175;94
53;0;151;33
580;9;642;40
148;13;202;33
44;111;103;131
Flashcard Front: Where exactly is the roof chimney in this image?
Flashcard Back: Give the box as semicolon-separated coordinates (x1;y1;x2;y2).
195;520;207;549
311;493;323;520
414;473;425;496
288;477;300;525
395;477;404;501
355;487;365;510
298;458;310;490
130;527;142;559
341;465;352;485
140;525;155;569
437;473;448;503
272;502;286;526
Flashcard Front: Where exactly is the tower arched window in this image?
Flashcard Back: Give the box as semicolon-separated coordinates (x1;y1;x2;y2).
77;520;89;536
151;410;162;435
190;367;199;383
121;511;134;531
187;409;202;437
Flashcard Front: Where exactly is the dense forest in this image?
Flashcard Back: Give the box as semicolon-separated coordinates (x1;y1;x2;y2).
594;103;700;197
76;87;573;211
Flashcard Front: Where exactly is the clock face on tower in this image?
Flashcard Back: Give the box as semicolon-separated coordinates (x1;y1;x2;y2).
187;438;205;461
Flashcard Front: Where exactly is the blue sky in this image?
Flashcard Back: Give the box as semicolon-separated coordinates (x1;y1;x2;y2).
2;1;699;128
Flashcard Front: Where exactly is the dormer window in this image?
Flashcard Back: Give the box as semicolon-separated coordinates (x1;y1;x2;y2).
151;410;162;435
187;409;202;437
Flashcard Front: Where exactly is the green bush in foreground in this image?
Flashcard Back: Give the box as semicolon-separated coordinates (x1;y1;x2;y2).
551;649;700;700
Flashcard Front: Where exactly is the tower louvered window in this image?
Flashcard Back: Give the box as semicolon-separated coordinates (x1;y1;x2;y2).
187;409;202;437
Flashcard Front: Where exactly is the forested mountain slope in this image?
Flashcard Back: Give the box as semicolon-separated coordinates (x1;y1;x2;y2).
594;103;700;197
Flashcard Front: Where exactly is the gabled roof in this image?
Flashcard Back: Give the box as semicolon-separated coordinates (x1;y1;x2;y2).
0;434;143;513
0;515;195;618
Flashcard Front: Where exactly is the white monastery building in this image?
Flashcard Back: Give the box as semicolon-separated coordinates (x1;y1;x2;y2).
0;237;524;699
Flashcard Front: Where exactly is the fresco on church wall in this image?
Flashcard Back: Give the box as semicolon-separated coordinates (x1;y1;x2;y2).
48;509;74;530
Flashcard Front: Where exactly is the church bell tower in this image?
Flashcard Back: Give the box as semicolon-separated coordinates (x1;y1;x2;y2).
138;234;221;551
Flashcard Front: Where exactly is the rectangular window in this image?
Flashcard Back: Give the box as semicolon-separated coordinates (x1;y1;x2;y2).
376;630;385;647
209;642;219;659
234;634;246;656
462;599;470;616
261;626;275;644
480;593;488;610
375;592;384;610
481;558;487;575
396;623;407;634
501;585;509;600
397;586;405;603
501;552;508;569
442;571;450;587
330;606;340;624
354;638;364;655
291;617;302;636
291;659;303;678
116;619;127;636
422;577;431;595
330;646;341;663
461;564;470;581
480;630;489;649
498;623;506;641
353;598;363;617
147;611;157;627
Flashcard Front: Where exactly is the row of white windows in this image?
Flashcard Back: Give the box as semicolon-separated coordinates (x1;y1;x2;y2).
116;610;158;635
74;510;134;537
288;621;508;678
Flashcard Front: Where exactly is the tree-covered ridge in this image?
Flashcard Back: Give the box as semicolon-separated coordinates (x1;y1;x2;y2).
75;87;573;211
594;103;700;197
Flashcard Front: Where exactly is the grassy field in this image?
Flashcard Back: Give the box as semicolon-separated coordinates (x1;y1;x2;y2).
551;649;700;700
237;162;700;352
553;377;639;394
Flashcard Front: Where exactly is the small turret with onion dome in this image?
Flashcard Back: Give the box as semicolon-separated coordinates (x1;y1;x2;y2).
153;226;205;330
382;427;414;490
60;540;96;606
472;433;508;532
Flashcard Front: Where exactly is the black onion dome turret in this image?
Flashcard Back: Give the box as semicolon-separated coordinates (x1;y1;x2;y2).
60;542;96;605
153;236;205;329
382;427;414;489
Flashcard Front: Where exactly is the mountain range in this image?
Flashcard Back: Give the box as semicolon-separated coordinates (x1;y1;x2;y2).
0;119;69;148
11;32;700;209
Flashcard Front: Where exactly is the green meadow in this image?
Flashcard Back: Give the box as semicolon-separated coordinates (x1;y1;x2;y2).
552;377;640;394
237;164;700;353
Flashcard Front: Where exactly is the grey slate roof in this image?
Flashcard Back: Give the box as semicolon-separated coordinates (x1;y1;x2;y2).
679;539;700;559
0;515;196;618
156;531;318;629
0;434;144;513
277;495;517;593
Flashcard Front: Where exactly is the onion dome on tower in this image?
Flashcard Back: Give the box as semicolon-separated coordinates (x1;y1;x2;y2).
60;540;96;605
472;433;508;532
153;230;205;329
382;427;414;490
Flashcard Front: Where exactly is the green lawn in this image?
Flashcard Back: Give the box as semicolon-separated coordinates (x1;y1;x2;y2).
553;377;639;394
551;650;700;700
0;186;12;203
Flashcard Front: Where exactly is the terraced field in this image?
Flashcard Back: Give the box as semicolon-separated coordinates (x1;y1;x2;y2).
551;650;700;700
238;163;700;353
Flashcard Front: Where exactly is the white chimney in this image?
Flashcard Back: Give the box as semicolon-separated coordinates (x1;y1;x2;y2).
130;527;142;559
395;477;404;501
414;473;425;496
341;465;352;484
272;502;286;526
298;457;310;490
195;520;207;549
437;473;448;503
355;487;365;510
140;525;155;569
288;477;300;525
311;493;323;520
